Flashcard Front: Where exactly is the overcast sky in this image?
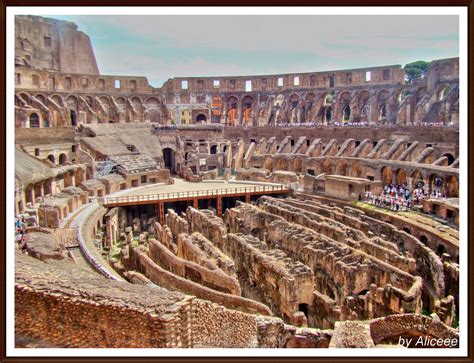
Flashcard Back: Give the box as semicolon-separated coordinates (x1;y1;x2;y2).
48;15;459;87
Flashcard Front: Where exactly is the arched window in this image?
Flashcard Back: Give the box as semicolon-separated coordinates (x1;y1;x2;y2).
196;113;207;123
29;113;40;128
59;153;67;165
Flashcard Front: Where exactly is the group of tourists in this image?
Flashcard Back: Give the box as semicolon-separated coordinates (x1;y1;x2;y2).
15;216;28;250
363;183;447;212
364;184;414;211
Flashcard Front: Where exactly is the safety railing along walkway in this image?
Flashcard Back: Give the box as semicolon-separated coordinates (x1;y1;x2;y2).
103;184;289;206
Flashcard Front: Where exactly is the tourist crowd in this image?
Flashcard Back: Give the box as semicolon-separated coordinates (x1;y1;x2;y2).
363;183;447;212
152;121;455;129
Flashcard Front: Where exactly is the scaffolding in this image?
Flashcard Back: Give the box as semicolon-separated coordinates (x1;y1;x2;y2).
95;160;118;177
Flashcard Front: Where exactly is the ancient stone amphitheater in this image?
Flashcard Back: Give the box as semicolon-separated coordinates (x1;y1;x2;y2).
13;15;460;349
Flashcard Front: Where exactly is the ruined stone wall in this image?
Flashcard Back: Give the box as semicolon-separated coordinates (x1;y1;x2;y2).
224;233;314;326
223;126;459;144
186;207;227;249
15;15;99;75
177;232;237;277
15;286;169;347
147;238;241;295
224;199;423;326
162;65;405;93
15;252;333;348
130;245;271;316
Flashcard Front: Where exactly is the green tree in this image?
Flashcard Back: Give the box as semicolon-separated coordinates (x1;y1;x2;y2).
404;60;431;83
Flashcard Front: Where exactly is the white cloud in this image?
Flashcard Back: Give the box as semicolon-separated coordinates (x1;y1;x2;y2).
65;14;459;86
86;14;458;54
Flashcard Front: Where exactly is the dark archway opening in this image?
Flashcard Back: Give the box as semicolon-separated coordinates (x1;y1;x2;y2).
442;153;455;166
325;107;332;123
47;155;55;164
419;235;428;246
403;228;411;235
29;113;40;128
436;244;446;257
163;148;176;174
59;153;67;166
298;303;309;320
210;145;218;155
70;110;77;126
342;106;351;121
196;113;207;123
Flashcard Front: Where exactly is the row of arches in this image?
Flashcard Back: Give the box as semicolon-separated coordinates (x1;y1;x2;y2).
46;153;68;166
261;155;458;198
18;92;167;127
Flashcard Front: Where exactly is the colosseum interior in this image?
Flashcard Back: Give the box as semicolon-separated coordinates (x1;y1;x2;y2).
13;15;461;349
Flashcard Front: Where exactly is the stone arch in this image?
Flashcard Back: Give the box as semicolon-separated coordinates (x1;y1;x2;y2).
99;96;111;113
381;166;393;185
358;90;371;122
75;167;85;186
47;154;55;164
411;170;425;189
115;96;127;114
342;105;351;122
429;174;443;193
350;162;363;178
339;91;351;122
445;175;459;197
437;84;452;101
292;158;303;173
436;244;446;257
145;97;162;124
84;95;94;108
370;315;458;346
378;104;387;120
66;95;79;126
303;93;316;119
395;168;408;185
162;147;176;173
227;96;238;126
289;93;300;107
196;113;207;123
336;160;348;176
415;87;427;104
66;95;79;111
29;113;40;128
59;153;68;165
275;157;289;171
19;92;30;100
210;144;218;155
419;235;428;246
35;93;47;104
263;158;273;171
131;97;142;113
242;95;254;126
321;159;332;174
442;153;455;166
51;94;62;106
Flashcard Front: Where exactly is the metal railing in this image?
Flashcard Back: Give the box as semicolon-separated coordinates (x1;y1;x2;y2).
104;184;289;206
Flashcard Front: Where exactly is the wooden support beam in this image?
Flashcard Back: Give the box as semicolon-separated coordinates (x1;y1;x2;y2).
158;201;165;225
245;194;251;204
193;198;198;209
217;196;222;217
